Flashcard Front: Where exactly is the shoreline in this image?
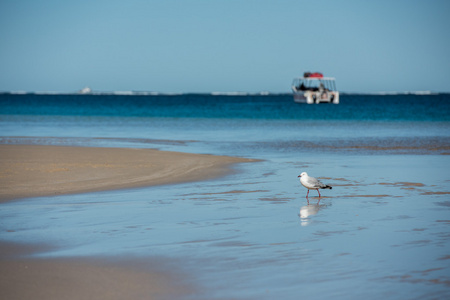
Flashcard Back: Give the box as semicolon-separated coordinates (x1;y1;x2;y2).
0;242;197;300
0;144;256;299
0;144;256;203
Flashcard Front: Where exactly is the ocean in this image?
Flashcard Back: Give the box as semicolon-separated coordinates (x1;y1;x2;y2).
1;93;449;156
1;93;450;299
1;92;449;120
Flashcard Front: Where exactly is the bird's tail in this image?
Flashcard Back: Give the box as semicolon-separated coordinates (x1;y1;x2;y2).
323;185;332;189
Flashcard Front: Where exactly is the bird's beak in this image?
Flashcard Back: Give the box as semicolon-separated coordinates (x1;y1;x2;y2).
297;175;301;178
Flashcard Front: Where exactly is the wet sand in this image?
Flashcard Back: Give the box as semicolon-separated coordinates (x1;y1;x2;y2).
0;243;195;300
0;144;255;299
1;148;449;299
0;144;254;202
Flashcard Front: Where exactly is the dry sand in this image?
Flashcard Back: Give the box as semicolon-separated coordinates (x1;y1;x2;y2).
0;144;255;202
0;144;255;299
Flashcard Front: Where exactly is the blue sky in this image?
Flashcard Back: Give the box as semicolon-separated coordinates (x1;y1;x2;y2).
1;0;449;93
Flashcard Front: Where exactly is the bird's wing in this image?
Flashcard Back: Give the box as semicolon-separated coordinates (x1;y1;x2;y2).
307;176;325;188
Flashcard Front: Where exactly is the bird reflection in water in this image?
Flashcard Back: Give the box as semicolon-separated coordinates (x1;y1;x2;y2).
299;201;330;226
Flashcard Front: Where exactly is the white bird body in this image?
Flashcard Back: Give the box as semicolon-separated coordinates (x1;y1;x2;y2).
298;172;332;198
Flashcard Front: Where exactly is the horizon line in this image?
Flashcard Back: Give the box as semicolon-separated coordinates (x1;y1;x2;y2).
0;90;445;96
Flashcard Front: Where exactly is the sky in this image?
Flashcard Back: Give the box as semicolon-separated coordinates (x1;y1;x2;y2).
0;0;449;93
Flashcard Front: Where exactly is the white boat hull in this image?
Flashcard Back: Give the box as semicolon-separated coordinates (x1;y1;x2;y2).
293;90;339;104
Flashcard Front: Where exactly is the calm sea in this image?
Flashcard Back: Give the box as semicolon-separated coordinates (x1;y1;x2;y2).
1;93;449;156
1;93;450;299
1;92;449;120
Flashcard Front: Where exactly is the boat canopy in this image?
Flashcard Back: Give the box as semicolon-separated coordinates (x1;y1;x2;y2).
292;77;337;92
303;72;323;78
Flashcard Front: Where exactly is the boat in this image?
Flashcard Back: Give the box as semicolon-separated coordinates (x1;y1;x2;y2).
78;87;92;94
291;72;339;104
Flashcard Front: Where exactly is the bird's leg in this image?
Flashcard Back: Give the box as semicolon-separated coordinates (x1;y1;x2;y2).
317;189;321;197
306;190;309;198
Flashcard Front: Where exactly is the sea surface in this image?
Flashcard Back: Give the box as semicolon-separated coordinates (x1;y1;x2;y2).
1;93;450;299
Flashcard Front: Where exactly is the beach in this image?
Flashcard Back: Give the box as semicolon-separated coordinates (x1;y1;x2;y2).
0;144;255;300
1;244;196;300
1;0;450;295
1;93;449;299
0;144;254;202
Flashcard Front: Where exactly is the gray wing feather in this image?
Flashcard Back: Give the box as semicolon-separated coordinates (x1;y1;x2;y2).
307;176;327;188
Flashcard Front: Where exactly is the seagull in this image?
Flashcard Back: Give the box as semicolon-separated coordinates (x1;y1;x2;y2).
298;172;332;198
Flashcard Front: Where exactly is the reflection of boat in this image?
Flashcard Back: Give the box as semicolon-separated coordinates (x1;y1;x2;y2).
292;72;339;104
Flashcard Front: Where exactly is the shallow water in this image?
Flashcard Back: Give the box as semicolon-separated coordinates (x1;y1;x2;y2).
1;150;449;299
1;94;450;299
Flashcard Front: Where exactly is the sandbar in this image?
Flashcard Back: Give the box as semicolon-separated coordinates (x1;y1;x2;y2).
0;144;255;202
0;144;255;299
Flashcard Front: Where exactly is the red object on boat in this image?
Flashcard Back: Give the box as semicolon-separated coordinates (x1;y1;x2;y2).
309;72;323;78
